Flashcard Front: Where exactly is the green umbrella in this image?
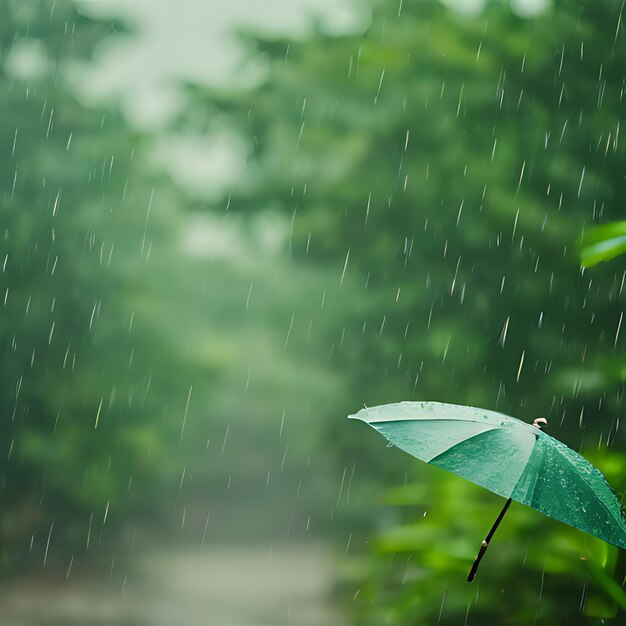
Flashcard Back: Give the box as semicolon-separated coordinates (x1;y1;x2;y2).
350;401;626;581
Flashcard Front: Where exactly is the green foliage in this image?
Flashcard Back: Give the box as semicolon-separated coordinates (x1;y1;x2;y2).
192;0;626;430
0;0;218;566
581;221;626;267
190;0;626;622
1;0;365;564
343;466;626;625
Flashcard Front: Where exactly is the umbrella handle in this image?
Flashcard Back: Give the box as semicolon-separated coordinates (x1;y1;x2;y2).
467;497;512;583
467;541;488;582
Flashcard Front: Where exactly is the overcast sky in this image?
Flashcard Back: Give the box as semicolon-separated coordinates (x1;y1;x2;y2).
70;0;547;197
74;0;367;128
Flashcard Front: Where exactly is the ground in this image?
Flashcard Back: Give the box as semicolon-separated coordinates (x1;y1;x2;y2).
0;542;345;626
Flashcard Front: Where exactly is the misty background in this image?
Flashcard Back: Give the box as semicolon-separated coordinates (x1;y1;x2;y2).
1;0;625;624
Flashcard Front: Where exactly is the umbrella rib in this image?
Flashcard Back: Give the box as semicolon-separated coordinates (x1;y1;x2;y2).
427;426;538;500
426;425;502;464
509;435;542;503
355;415;514;426
549;443;626;534
513;436;626;547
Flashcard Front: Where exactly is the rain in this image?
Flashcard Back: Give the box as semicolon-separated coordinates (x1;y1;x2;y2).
1;0;626;625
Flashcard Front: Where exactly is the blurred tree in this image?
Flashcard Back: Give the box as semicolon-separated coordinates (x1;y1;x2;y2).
188;0;626;622
0;0;218;568
0;0;365;572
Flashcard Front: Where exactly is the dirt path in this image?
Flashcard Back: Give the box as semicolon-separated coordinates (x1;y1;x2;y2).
0;542;347;626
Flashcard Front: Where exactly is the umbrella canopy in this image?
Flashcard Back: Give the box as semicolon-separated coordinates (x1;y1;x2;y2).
350;401;626;550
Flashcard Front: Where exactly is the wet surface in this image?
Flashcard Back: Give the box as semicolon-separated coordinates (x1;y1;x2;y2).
0;543;344;626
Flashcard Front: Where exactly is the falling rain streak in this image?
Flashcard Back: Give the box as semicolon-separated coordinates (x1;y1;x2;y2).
1;1;625;625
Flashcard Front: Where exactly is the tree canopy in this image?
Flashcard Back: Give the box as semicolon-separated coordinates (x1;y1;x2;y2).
189;0;626;621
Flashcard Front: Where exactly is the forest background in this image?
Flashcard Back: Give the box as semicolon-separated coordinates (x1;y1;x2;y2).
1;0;625;623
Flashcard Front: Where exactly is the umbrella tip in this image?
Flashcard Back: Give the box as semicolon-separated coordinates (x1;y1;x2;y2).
533;417;548;429
348;405;368;419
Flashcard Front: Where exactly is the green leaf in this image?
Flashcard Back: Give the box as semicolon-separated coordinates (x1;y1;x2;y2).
581;222;626;267
585;560;626;612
